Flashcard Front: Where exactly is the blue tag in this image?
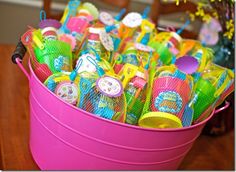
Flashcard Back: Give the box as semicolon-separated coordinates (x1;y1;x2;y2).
155;91;183;114
182;105;193;127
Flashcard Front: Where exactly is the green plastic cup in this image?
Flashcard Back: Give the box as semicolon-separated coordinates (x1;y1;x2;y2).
148;41;172;65
125;92;145;125
192;77;217;121
34;40;72;73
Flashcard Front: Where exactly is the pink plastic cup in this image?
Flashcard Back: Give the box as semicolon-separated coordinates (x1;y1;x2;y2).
151;76;191;120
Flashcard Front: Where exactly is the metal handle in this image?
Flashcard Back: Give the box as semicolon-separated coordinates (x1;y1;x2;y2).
214;101;230;114
12;40;30;81
11;40;26;64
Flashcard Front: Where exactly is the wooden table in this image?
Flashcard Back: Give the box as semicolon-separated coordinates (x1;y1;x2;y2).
0;44;234;170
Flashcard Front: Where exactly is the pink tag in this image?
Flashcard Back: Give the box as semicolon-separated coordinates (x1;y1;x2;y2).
132;77;146;88
169;47;179;56
67;17;89;33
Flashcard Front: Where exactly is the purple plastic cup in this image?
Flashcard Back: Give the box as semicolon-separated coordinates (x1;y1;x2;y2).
175;55;199;74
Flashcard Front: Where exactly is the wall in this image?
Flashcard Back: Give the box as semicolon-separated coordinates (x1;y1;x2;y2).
0;0;201;44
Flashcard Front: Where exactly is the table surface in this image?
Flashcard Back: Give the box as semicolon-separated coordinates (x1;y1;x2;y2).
0;44;234;170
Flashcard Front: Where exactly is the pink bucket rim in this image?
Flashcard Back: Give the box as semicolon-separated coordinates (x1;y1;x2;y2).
28;59;215;132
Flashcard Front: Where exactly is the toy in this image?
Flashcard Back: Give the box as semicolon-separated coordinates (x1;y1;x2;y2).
44;72;80;105
21;28;52;82
76;55;127;122
21;1;234;129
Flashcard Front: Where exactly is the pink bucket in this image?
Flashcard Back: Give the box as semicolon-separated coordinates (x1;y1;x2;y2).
15;58;228;170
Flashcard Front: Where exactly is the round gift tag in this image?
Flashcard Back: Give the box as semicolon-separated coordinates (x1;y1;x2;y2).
122;12;142;28
76;54;97;73
55;81;79;104
96;76;123;97
99;31;114;51
135;43;154;52
154;91;183;114
99;11;115;26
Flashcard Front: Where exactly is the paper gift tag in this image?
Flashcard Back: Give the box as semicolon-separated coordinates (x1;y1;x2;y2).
55;81;79;104
135;43;154;52
99;11;115;26
99;31;114;51
122;12;142;28
96;76;123;97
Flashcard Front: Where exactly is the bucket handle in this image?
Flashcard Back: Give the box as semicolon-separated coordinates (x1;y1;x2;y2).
214;101;230;115
11;40;30;81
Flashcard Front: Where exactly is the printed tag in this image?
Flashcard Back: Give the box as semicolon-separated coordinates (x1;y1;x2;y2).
99;11;115;26
55;81;79;104
54;55;70;72
135;43;154;52
96;76;123;97
99;31;114;51
155;91;183;114
122;12;142;28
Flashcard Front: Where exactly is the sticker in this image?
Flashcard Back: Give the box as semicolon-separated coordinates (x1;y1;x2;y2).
169;47;179;55
126;83;137;96
182;105;193;127
76;54;97;73
99;31;114;51
126;112;138;125
55;81;79;104
122;12;142;28
99;11;115;26
45;35;57;40
87;39;102;53
155;91;183;114
94;95;115;119
216;71;227;90
124;54;139;66
193;49;203;61
54;55;69;72
135;43;154;52
158;71;173;78
96;76;123;97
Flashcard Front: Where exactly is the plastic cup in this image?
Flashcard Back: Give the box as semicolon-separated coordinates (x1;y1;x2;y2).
138;112;182;129
151;76;191;120
125;93;144;125
34;40;72;73
192;77;216;121
148;42;172;65
175;55;199;74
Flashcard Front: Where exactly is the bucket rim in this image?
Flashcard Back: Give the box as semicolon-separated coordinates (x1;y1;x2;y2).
28;59;215;133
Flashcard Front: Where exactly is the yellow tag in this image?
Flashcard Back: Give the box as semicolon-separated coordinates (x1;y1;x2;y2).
136;19;155;42
118;63;138;88
152;32;171;44
32;29;44;49
155;65;176;78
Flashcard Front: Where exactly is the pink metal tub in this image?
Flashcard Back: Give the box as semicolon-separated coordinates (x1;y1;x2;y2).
13;54;230;170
